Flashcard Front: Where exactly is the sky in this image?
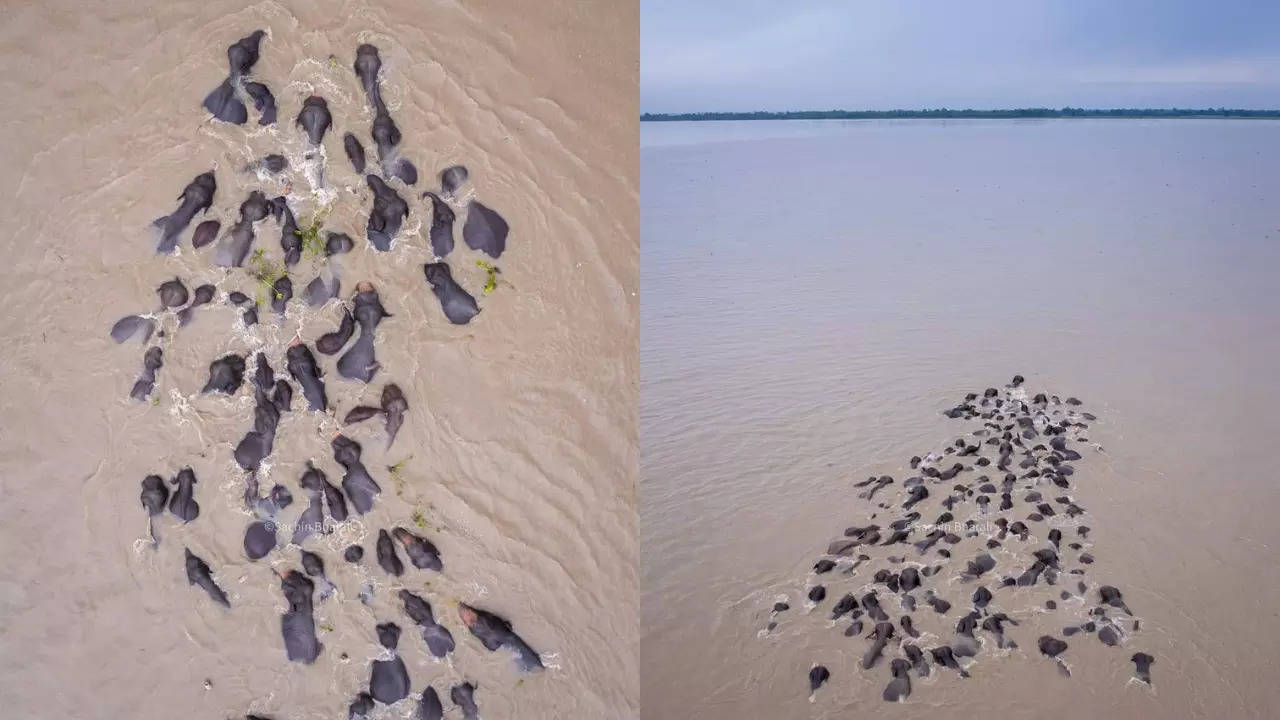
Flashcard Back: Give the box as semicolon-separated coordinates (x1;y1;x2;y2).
641;0;1280;112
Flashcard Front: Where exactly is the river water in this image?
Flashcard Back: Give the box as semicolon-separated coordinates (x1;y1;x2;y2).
641;118;1280;719
0;1;637;717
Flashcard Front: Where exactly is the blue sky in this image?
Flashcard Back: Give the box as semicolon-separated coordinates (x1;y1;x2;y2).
641;0;1280;112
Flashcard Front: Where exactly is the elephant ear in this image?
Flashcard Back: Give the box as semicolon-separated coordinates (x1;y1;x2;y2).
343;405;383;424
110;314;156;344
202;78;248;124
463;201;509;258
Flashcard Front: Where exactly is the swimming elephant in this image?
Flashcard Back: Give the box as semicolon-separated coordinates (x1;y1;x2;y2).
457;603;544;672
154;172;216;253
184;548;229;606
422;262;479;325
295;96;332;145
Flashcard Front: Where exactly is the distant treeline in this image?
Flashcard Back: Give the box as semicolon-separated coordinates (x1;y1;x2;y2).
641;108;1280;121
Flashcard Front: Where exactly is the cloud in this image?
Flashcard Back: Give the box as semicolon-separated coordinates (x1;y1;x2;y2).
641;0;1280;112
1072;59;1279;85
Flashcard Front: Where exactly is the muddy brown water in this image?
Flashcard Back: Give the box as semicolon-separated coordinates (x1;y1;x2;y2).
0;1;637;718
641;119;1280;719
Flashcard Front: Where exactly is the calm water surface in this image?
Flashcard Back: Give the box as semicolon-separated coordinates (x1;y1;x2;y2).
641;118;1280;719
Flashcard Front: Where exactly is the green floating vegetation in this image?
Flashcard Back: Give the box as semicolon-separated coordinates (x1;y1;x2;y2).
476;260;500;295
296;207;330;259
388;455;413;496
247;248;286;304
319;623;334;632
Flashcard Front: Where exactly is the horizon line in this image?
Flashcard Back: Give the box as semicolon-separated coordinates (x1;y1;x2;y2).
641;106;1280;121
